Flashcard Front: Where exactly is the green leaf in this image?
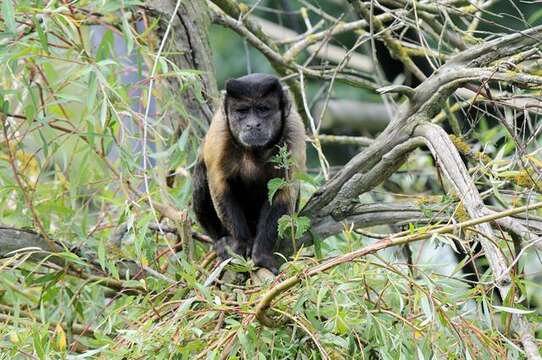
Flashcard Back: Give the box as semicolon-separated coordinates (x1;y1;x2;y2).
293;171;319;187
24;103;36;122
122;12;134;55
177;128;190;151
100;94;108;127
311;230;322;259
277;214;292;239
267;178;286;204
294;216;311;239
32;271;62;285
37;129;48;158
87;71;97;112
492;305;535;315
32;329;47;360
33;16;49;52
2;0;16;33
109;260;119;279
96;29;114;61
97;240;107;272
270;144;294;170
277;214;310;240
2;99;10;114
55;251;86;266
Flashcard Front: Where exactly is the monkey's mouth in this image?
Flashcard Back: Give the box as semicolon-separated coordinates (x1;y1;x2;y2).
239;131;272;149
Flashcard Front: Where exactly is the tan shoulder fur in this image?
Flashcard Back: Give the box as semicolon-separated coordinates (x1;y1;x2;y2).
283;88;306;174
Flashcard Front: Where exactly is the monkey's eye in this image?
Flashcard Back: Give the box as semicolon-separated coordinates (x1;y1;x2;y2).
256;106;271;115
236;107;249;115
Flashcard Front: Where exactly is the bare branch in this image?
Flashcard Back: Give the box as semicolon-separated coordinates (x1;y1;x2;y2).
253;17;374;72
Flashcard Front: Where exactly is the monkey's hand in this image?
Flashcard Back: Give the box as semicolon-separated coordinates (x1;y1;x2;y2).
215;236;248;260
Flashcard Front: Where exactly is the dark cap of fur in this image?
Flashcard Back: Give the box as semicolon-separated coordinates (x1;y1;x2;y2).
225;73;281;99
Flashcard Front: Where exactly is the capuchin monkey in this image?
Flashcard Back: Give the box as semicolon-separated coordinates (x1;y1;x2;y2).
192;74;306;274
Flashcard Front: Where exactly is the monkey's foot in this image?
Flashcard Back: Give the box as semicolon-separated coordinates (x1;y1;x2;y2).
253;254;278;275
214;237;228;260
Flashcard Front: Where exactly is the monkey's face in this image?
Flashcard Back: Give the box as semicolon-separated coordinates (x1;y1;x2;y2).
226;95;282;150
225;74;285;151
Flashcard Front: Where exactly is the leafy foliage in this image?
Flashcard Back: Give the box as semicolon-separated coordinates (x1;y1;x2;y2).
277;214;311;240
267;177;287;204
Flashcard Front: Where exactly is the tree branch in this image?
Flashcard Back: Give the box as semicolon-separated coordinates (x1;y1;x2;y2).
415;123;541;359
258;201;542;327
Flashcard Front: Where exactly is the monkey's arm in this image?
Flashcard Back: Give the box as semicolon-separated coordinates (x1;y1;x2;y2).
192;159;228;240
252;187;295;273
208;172;253;257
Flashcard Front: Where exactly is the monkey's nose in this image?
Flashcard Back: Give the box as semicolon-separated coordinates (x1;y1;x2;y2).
246;122;261;130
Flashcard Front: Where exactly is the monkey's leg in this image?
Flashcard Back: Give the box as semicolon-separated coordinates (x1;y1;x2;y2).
213;186;253;258
252;199;289;274
193;162;248;259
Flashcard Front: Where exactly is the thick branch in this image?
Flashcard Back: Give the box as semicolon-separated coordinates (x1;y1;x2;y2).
314;100;390;134
295;203;445;250
0;227;63;264
146;0;219;130
415;123;511;288
449;24;542;67
302;115;420;217
415;123;541;359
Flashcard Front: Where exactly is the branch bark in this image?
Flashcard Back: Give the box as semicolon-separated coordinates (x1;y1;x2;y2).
146;0;219;133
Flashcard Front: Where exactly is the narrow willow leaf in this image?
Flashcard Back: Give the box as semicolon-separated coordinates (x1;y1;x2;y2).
98;239;107;271
33;16;49;52
2;0;16;33
122;13;134;55
492;305;535;315
100;93;108;127
204;258;231;287
87;71;97;112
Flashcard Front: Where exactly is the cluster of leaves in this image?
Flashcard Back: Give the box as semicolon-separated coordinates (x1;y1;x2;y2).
0;0;205;357
267;145;312;248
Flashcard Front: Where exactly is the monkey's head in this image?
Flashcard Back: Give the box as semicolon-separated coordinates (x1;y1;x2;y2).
225;73;288;151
